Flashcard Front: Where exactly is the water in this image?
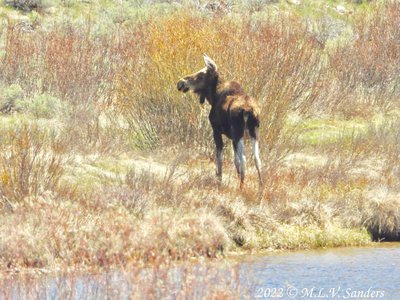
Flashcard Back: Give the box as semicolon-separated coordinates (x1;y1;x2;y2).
240;244;400;299
1;244;399;299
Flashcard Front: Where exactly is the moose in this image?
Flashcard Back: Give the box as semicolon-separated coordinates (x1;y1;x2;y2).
177;54;262;189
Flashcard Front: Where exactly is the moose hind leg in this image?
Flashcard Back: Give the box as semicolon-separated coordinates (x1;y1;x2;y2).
252;138;262;184
231;117;246;189
232;140;240;175
249;124;262;185
236;137;246;189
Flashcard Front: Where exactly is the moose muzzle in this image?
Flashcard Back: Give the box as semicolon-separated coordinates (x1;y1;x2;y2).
177;80;190;93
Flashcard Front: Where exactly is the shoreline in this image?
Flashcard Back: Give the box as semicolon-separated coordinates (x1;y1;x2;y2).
3;239;400;278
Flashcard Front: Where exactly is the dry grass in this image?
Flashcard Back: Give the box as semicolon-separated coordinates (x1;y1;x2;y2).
0;123;66;206
0;151;373;271
329;1;400;114
0;1;400;274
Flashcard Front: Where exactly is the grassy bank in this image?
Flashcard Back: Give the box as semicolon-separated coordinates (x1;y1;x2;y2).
0;0;400;272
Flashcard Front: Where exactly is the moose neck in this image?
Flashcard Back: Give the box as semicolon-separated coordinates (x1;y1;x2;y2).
203;74;222;106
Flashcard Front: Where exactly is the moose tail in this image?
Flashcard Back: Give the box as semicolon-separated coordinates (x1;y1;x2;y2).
242;104;260;129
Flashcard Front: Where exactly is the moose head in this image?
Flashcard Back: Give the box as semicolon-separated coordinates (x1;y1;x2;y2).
177;54;219;104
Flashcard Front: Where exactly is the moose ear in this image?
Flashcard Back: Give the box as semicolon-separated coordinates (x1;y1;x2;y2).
203;54;217;72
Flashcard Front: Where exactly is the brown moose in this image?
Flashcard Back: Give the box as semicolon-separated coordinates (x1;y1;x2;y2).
177;55;262;189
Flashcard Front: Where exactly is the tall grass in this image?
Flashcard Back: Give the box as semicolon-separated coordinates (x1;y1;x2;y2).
0;124;65;205
329;1;400;114
1;21;127;151
1;22;113;103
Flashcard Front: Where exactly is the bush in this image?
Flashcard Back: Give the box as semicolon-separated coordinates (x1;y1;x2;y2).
0;22;123;150
0;124;65;204
4;0;40;11
4;0;54;11
15;93;68;119
1;22;116;105
0;84;23;113
330;1;400;112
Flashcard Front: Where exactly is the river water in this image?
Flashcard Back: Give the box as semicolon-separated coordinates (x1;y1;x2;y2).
1;244;399;299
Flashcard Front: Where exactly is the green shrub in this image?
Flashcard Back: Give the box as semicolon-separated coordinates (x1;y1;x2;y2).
3;0;55;11
15;93;68;119
4;0;41;11
0;84;23;113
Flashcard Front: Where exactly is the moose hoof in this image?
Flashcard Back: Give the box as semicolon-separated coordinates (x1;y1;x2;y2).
239;181;244;190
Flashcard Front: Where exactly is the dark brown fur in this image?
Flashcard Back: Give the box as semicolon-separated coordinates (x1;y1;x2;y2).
177;55;262;188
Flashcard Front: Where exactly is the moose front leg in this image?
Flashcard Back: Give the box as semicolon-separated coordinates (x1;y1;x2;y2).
213;131;224;182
